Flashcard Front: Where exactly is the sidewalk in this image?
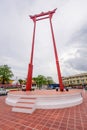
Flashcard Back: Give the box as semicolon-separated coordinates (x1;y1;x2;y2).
0;90;87;130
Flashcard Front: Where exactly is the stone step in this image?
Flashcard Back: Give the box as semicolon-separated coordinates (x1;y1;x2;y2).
21;97;36;99
15;102;35;107
12;106;35;114
20;97;36;99
18;98;36;103
18;101;35;104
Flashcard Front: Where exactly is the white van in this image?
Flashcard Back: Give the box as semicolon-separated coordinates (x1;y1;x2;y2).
22;85;37;91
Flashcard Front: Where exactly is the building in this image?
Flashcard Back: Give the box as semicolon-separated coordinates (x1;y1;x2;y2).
62;73;87;88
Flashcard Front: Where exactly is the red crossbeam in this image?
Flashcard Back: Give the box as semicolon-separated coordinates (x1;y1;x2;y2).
30;8;57;20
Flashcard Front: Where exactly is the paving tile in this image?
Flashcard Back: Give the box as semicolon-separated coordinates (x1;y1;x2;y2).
58;126;67;130
42;127;50;130
24;127;32;130
18;125;26;130
51;124;59;129
35;124;44;130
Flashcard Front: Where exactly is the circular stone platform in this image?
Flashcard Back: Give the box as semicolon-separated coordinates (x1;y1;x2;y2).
5;89;83;114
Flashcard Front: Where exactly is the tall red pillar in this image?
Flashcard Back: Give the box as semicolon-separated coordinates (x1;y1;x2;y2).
49;14;64;91
26;18;36;91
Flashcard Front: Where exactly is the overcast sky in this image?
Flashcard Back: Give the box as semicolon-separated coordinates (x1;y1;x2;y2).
0;0;87;82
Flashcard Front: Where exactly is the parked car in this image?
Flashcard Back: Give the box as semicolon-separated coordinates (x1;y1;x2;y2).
0;88;8;95
22;85;26;91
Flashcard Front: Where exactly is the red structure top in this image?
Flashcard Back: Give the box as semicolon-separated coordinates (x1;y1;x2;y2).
30;8;57;21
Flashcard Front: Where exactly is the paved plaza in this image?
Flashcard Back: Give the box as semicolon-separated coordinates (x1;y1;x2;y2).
0;90;87;130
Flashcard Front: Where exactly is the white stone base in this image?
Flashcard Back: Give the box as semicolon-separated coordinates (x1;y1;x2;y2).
5;91;83;113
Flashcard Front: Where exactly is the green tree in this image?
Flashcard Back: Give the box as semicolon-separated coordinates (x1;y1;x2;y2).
37;75;47;88
46;76;54;85
33;75;53;89
0;65;14;84
23;79;26;85
18;79;23;85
